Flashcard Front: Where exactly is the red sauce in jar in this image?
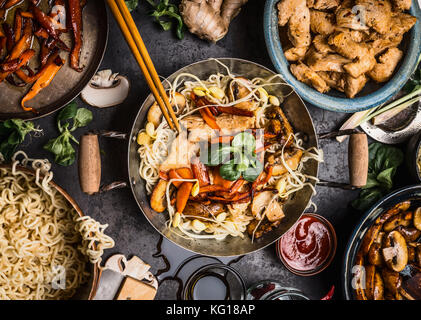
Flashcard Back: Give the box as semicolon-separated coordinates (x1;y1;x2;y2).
280;215;333;272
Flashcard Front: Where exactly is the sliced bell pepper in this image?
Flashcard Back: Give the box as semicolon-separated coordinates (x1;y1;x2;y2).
0;49;35;72
21;56;64;113
68;0;83;72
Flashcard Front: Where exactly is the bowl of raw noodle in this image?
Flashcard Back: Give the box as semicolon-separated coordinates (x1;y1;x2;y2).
0;152;114;300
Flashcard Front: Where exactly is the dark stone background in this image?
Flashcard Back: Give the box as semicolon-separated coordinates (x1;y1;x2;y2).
17;0;398;299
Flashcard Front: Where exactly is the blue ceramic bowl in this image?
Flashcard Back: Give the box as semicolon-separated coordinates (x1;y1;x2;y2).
263;0;421;113
342;185;421;300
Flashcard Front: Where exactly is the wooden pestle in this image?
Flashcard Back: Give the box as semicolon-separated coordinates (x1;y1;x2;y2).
79;133;101;195
348;133;368;188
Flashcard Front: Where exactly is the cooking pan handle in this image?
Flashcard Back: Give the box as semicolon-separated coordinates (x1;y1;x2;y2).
317;130;368;189
78;131;128;195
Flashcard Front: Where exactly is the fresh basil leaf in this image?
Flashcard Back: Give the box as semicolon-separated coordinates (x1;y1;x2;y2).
0;119;37;161
203;144;232;166
351;188;383;211
232;132;256;154
219;160;241;181
73;108;93;130
44;130;76;166
125;0;139;11
234;152;250;172
376;167;396;191
242;159;263;182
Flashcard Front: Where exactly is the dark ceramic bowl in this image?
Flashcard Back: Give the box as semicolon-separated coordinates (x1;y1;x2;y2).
342;185;421;300
263;0;421;112
406;130;421;183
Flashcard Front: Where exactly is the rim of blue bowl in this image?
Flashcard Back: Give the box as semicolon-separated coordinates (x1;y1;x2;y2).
341;184;421;300
263;0;421;113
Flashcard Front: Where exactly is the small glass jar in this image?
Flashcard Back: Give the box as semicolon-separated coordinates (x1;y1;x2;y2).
246;280;309;300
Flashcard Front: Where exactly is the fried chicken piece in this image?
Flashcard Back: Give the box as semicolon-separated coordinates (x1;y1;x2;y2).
310;9;336;35
354;0;393;35
309;0;340;9
290;62;330;93
284;46;309;61
390;12;417;36
277;0;304;26
318;71;346;92
368;47;403;82
313;35;335;53
392;0;411;11
288;0;311;47
307;49;352;72
329;32;376;77
336;5;370;31
345;74;368;98
369;34;403;56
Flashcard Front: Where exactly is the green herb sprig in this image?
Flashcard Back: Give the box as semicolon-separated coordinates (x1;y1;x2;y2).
44;102;93;166
352;143;404;211
146;0;184;40
125;0;139;11
0;119;41;161
201;132;263;182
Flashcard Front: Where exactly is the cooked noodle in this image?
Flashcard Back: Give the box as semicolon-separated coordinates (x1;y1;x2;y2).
137;60;323;241
0;152;114;300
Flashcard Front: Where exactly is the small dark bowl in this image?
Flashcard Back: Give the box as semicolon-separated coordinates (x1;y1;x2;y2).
276;213;337;276
342;185;421;300
406;130;421;183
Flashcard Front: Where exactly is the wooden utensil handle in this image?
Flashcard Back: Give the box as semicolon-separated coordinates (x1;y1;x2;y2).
348;133;368;188
79;133;101;195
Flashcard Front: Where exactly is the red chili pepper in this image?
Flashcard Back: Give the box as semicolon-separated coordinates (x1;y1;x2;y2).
320;285;335;300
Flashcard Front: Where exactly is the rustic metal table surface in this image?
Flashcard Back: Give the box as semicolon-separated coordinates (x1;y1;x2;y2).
21;0;382;300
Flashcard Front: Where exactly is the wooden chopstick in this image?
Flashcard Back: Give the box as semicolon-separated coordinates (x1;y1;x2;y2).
106;0;180;132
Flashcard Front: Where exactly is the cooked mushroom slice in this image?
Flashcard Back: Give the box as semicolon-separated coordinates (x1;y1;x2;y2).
150;179;168;213
414;207;421;231
373;272;385;300
396;226;421;242
375;201;411;224
228;77;258;112
354;252;368;300
383;212;412;232
361;223;382;255
147;92;186;128
81;69;130;108
368;242;383;266
381;268;401;295
417;245;421;267
365;264;376;300
408;246;416;262
382;231;408;272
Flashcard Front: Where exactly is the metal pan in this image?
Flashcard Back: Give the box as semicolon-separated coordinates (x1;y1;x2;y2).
0;0;108;120
127;58;319;256
0;164;99;299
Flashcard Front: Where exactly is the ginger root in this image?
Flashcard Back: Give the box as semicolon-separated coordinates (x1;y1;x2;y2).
180;0;248;42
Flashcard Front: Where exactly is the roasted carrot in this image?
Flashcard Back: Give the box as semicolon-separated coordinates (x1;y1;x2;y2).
14;9;22;42
34;26;49;39
198;185;229;193
191;157;210;187
31;5;59;39
0;37;6;56
169;167;194;188
212;167;236;189
176;182;194;213
21;56;64;112
176;167;194;179
3;23;14;52
0;49;34;72
20;11;34;19
199;107;220;130
216;106;254;117
159;171;169;181
169;169;184;188
4;0;22;9
68;0;83;72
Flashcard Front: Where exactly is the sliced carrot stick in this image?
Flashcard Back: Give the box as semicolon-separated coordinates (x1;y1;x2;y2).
176;182;193;213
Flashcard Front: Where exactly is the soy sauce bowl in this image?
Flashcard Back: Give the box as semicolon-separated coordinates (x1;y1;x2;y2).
276;213;337;276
